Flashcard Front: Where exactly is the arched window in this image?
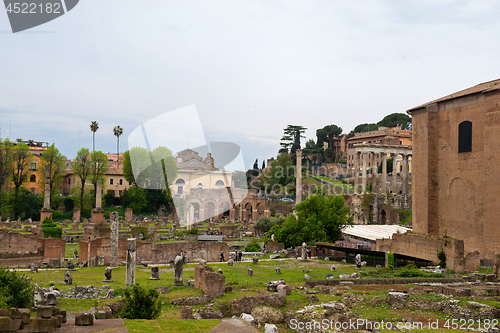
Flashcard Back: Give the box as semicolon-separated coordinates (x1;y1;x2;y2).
458;121;472;153
197;182;203;189
215;180;225;187
175;178;185;184
30;174;36;182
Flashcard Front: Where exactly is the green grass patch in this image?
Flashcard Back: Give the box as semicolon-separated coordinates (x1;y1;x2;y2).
125;318;221;332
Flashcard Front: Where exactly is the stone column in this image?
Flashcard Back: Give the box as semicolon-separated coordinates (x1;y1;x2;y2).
40;164;53;221
402;154;409;195
126;238;136;286
110;212;119;267
361;152;368;194
371;152;377;175
91;181;104;224
296;150;302;204
381;153;387;194
353;152;360;194
392;153;398;193
96;180;102;209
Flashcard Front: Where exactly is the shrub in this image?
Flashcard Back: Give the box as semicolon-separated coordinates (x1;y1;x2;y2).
387;252;395;269
186;227;198;235
104;191;115;207
437;249;446;268
244;238;261;252
51;210;64;221
63;197;74;212
395;263;424;277
120;284;161;319
0;267;33;308
41;217;62;239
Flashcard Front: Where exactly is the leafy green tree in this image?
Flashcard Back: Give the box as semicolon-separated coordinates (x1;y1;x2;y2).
120;284;162;319
279;125;307;155
38;145;66;208
377;113;411;130
255;216;286;234
90;151;109;207
122;150;134;185
0;139;14;192
73;148;92;211
324;147;335;163
267;194;352;247
120;186;147;212
316;124;342;149
90;121;99;152
244;238;261;252
128;147;177;190
0;267;33;308
63;197;74;212
302;139;321;166
104;191;115;207
12;143;32;217
352;123;378;134
41;217;63;239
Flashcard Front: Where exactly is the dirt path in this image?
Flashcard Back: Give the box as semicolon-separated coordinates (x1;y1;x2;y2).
210;319;259;333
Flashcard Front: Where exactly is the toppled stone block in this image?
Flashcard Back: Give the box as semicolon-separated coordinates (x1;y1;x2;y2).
0;317;23;332
18;308;31;325
36;306;53;319
241;313;255;326
247;268;253;276
276;284;291;296
0;308;9;316
180;306;193;319
265;323;278;333
28;317;55;333
75;312;93;326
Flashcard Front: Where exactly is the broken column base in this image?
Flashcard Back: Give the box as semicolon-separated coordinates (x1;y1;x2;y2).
29;317;56;333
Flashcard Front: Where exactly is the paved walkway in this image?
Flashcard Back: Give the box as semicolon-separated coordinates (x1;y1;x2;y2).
210;319;259;333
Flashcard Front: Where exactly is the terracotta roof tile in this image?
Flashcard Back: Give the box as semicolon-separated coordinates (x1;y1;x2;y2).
407;78;500;113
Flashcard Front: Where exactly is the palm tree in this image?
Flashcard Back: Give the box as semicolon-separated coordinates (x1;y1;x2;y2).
90;121;99;152
113;125;123;168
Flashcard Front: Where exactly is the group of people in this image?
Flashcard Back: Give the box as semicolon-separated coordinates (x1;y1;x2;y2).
219;250;244;262
63;237;75;243
203;230;222;236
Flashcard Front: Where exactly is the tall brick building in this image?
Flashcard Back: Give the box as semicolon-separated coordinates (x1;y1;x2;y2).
408;79;500;260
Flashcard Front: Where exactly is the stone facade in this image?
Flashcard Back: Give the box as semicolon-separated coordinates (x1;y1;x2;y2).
376;232;465;272
347;193;411;225
408;79;500;260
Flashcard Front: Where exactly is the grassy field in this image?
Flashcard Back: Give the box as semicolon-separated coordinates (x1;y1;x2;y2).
20;257;498;333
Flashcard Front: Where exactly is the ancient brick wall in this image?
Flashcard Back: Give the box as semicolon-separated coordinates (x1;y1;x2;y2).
266;240;284;252
0;230;44;253
411;90;500;259
376;233;465;272
79;239;229;264
220;225;238;237
43;238;65;263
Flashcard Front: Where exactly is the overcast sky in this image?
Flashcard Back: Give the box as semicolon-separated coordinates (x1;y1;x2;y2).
1;0;499;169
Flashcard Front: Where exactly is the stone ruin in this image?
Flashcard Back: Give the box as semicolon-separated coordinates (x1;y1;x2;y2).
266;278;286;292
103;267;113;283
0;307;31;332
194;264;225;297
30;263;38;273
64;271;73;285
150;265;160;280
33;284;58;306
